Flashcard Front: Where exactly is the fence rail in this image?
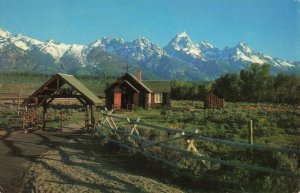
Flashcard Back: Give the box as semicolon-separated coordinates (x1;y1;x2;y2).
95;108;300;178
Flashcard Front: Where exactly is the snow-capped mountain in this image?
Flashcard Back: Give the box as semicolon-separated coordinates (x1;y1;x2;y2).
164;32;205;62
89;36;166;62
164;33;294;69
218;42;294;69
0;28;297;80
0;28;133;76
197;41;220;58
0;29;85;61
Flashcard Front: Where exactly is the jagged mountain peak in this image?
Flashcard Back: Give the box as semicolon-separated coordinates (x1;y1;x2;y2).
169;32;194;50
132;37;152;48
198;40;217;49
46;39;55;43
165;32;205;60
177;31;188;38
0;28;12;38
46;39;62;45
133;37;151;44
235;41;252;53
90;36;125;48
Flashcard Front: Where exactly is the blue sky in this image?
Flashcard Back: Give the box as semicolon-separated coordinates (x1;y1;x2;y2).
0;0;299;61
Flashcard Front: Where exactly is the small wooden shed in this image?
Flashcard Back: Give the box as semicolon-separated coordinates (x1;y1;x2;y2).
204;90;225;109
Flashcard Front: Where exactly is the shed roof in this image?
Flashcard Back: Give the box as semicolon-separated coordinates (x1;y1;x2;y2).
208;89;224;98
57;73;102;104
22;73;102;106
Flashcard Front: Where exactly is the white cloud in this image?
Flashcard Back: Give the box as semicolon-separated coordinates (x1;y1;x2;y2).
296;0;300;3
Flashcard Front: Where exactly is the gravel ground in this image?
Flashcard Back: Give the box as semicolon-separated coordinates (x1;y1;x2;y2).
0;129;72;193
24;136;184;193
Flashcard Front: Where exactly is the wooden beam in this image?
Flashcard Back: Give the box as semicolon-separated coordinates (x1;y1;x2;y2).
36;94;83;99
46;97;55;106
90;105;95;129
77;97;87;105
42;101;47;130
56;76;59;91
60;111;63;132
85;105;89;130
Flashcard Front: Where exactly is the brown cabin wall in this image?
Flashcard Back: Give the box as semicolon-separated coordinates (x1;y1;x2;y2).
139;93;146;108
148;92;170;109
204;92;224;109
133;93;139;108
105;91;113;109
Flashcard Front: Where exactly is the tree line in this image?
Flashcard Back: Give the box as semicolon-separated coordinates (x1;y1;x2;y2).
171;63;300;104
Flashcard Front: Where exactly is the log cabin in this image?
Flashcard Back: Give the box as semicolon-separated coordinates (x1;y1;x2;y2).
204;90;225;109
105;70;171;110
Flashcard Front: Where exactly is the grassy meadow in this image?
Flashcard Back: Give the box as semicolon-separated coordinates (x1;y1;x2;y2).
101;101;300;192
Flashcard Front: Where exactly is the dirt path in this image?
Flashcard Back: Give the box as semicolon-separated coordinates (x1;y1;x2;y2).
24;135;184;193
0;128;78;193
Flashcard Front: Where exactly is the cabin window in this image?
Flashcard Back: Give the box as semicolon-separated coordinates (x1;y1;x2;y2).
154;93;163;103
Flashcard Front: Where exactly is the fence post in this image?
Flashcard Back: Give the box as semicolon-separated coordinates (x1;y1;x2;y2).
186;129;199;153
128;117;141;137
249;120;253;154
60;111;63;132
102;108;117;129
17;93;20;113
249;120;253;145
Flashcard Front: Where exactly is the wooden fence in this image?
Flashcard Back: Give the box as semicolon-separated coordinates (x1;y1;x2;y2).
96;108;300;178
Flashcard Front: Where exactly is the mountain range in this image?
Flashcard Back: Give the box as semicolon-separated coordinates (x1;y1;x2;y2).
0;28;298;81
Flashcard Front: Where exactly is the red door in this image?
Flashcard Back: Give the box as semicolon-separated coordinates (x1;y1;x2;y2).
114;91;121;109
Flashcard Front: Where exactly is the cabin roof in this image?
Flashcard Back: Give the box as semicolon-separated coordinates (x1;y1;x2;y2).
105;72;171;93
125;73;153;92
119;80;140;93
142;80;171;93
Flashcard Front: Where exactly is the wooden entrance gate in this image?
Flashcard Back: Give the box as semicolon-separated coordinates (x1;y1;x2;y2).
21;73;102;131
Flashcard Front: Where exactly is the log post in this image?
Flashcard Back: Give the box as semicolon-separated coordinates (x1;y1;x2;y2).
60;111;63;132
249;120;253;154
249;120;253;145
85;105;89;130
90;105;95;130
22;113;26;131
186;129;199;153
17;93;20;113
42;101;47;130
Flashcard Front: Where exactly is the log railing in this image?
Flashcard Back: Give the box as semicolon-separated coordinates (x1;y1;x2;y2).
96;108;300;178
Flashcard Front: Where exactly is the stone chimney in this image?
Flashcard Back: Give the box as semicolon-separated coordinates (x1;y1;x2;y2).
137;69;142;81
